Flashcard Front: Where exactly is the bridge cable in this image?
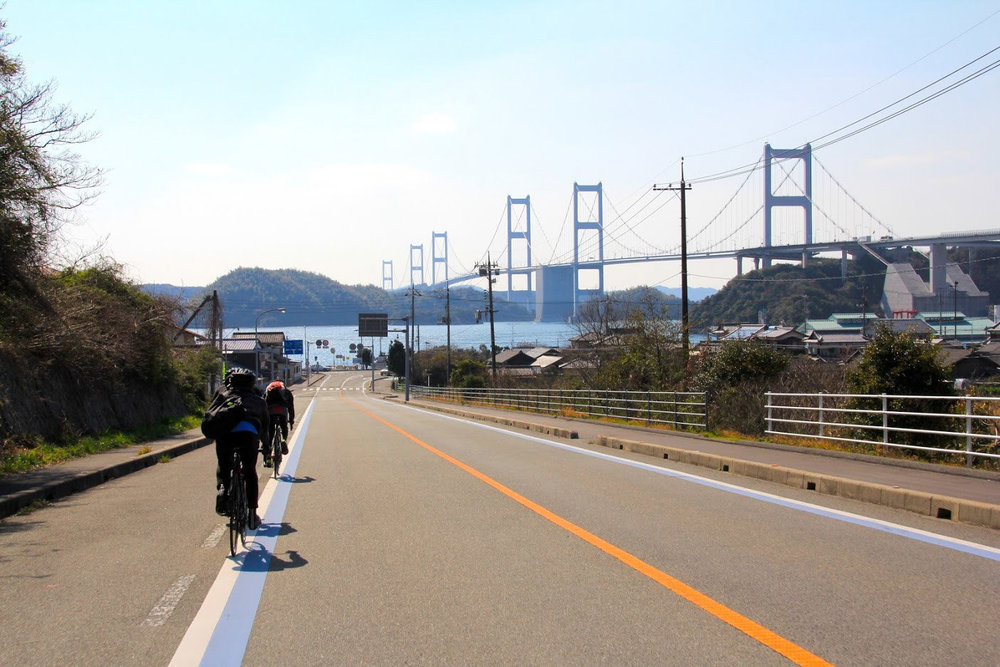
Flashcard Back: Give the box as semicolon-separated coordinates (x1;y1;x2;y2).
687;156;762;248
813;154;893;238
809;44;1000;148
686;46;1000;186
545;191;575;266
679;8;1000;162
479;201;511;269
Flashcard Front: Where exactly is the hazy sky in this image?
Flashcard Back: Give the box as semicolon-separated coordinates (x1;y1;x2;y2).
5;1;999;291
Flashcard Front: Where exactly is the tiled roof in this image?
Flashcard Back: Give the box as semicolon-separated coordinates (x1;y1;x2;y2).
222;339;257;351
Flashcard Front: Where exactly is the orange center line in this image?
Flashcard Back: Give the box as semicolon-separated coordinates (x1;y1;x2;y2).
351;400;834;667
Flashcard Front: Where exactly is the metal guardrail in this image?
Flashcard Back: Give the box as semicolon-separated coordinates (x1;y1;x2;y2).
765;392;1000;465
411;386;708;430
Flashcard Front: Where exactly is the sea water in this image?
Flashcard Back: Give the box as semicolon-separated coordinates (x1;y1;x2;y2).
226;321;581;368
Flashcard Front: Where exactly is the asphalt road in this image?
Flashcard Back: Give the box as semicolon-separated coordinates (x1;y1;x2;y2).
2;371;1000;665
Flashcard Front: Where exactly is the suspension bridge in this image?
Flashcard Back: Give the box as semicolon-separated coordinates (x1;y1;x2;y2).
381;143;1000;322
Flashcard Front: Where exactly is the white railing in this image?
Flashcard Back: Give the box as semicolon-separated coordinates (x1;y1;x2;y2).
411;386;708;430
765;392;1000;465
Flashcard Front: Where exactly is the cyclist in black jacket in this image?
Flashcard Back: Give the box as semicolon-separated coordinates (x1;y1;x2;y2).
263;380;295;467
212;368;269;530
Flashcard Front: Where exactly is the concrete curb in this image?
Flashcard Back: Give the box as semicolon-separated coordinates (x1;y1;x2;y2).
597;435;1000;530
0;436;212;520
412;401;579;440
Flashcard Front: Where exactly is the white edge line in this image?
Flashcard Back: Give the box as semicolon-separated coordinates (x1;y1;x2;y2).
387;400;1000;562
168;399;316;666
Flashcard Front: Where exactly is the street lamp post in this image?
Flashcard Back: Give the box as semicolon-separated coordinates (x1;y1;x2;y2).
255;307;286;385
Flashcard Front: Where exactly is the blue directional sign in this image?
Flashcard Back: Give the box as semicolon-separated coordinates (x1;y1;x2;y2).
284;339;304;355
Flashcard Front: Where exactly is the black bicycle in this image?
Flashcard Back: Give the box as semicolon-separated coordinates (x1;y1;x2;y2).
269;420;283;480
227;447;248;557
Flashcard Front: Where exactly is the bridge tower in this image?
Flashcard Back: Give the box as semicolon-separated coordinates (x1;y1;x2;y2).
382;260;393;291
573;182;605;316
763;143;813;268
506;195;535;313
409;244;424;286
431;231;448;285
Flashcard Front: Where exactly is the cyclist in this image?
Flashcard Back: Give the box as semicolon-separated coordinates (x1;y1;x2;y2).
213;368;268;530
263;379;295;466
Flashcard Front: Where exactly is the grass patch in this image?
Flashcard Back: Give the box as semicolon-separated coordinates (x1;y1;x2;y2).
0;415;201;475
16;499;50;515
158;454;172;463
136;446;152;456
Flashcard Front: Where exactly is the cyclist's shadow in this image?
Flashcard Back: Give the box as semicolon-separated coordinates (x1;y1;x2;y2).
236;523;307;572
280;475;316;484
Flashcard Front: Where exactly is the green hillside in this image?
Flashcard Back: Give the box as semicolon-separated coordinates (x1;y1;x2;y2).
194;267;533;328
691;257;885;328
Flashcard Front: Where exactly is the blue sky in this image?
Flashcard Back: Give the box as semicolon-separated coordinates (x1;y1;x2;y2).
4;1;999;291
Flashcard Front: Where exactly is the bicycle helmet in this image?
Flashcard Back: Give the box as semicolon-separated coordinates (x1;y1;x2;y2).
225;367;256;389
266;380;285;393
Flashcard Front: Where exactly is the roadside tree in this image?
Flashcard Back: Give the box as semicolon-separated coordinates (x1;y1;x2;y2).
844;324;956;458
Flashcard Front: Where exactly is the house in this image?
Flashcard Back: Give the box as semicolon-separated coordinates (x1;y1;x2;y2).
753;326;806;352
802;331;867;361
531;354;564;374
496;346;567;376
218;338;260;375
171;326;207;347
862;318;936;339
938;345;1000;381
231;331;300;384
495;348;535;367
706;324;805;352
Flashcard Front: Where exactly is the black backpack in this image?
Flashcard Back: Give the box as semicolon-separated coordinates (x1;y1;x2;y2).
200;389;248;440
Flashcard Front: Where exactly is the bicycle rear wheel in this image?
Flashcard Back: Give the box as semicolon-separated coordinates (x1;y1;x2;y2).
228;455;247;556
272;428;282;479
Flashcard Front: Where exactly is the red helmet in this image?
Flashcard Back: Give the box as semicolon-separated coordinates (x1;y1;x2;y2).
266;381;284;392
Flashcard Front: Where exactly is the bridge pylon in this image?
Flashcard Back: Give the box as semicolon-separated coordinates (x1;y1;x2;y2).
409;244;424;286
382;260;393;291
573;182;604;317
431;231;448;285
763;143;813;268
506;195;535;314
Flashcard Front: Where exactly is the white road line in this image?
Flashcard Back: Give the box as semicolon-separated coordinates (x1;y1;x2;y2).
142;574;196;628
397;401;1000;562
168;400;314;666
200;524;226;549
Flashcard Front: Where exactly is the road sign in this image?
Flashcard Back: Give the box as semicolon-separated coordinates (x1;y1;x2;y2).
359;313;388;337
284;339;304;355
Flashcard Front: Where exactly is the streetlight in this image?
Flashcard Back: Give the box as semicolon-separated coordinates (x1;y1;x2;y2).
255;307;286;385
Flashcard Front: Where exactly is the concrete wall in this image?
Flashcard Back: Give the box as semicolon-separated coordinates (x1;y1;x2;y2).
0;349;188;442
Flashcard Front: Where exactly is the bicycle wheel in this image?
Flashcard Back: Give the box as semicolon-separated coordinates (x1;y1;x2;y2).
272;428;282;479
228;454;247;556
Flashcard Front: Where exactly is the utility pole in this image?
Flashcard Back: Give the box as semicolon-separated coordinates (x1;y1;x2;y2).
954;281;959;339
406;284;418;401
477;253;498;378
653;159;692;359
443;283;452;384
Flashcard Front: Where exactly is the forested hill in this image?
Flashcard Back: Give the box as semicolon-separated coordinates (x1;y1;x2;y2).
690;258;885;327
153;267;534;328
691;249;1000;328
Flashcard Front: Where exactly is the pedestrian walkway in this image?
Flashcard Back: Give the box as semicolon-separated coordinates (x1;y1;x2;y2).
0;429;211;520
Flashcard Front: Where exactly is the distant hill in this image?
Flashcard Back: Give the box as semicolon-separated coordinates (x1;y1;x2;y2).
146;267;534;328
655;286;717;302
690;257;885;328
141;284;206;302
